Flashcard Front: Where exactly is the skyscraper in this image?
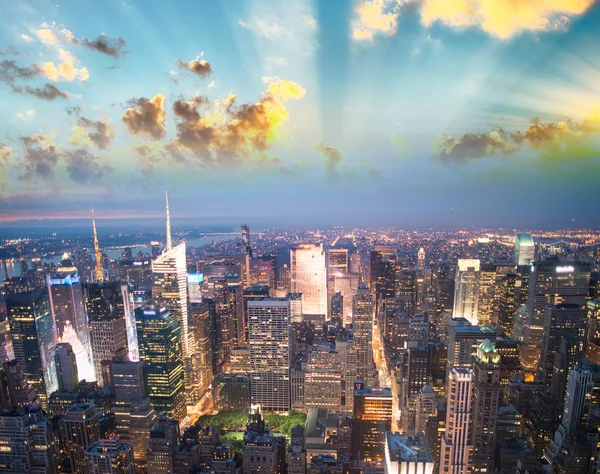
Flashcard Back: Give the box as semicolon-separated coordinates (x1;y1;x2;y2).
417;247;426;270
290;244;327;317
353;283;375;385
453;259;481;326
6;290;58;407
370;250;396;311
85;281;132;385
55;343;79;392
248;297;291;412
135;305;186;420
440;368;473;474
352;383;393;462
59;403;101;474
146;416;179;474
471;340;501;474
515;233;535;266
521;261;591;373
85;435;136;474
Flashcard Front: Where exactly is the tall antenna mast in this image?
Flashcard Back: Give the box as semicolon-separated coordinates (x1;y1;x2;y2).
165;191;172;251
92;209;104;282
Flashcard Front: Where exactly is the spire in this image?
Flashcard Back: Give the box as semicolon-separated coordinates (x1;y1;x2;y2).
165;191;172;251
92;209;104;282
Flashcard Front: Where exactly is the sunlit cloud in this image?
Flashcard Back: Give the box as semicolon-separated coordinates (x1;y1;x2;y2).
177;54;212;78
20;34;34;43
351;0;401;41
122;94;167;139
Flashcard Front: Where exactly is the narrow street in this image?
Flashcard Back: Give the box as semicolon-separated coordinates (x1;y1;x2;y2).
373;319;400;432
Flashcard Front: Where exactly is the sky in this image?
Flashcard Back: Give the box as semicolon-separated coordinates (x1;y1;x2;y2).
1;0;600;228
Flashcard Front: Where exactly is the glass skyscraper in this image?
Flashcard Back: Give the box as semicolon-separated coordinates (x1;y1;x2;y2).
290;243;327;317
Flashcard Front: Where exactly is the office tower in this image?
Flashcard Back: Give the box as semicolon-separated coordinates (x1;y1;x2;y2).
522;390;562;458
288;425;306;474
440;368;473;474
428;342;447;395
384;432;434;474
120;258;154;292
586;300;600;364
240;224;253;258
187;272;204;303
86;281;135;385
496;406;521;442
453;259;480;326
405;346;429;405
242;406;286;474
497;272;518;336
46;257;93;380
446;318;494;375
418;247;426;270
409;311;429;345
278;263;291;293
545;365;594;463
248;297;291;411
332;272;360;326
515;233;535;266
336;335;358;412
537;304;587;389
0;360;39;409
471;340;501;474
0;318;14;364
59;403;101;474
0;407;59;474
415;384;437;434
135;305;186;420
85;435;136;474
55;343;79;392
434;276;455;330
6;290;57;407
304;344;342;411
213;374;251;411
370;250;396;310
146;416;179;474
521;261;590;373
476;264;511;327
290;244;327;317
250;255;277;289
213;274;244;362
151;241;161;258
352;383;393;462
327;248;349;274
353;283;375;385
190;301;214;397
331;291;343;320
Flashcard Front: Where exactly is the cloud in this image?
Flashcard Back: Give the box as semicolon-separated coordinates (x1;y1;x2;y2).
0;60;38;83
122;94;167;139
352;0;400;41
0;143;13;162
420;0;595;39
77;34;128;58
436;129;521;162
177;55;212;78
208;81;216;88
63;148;110;183
238;19;251;28
73;117;114;149
15;109;35;121
20;34;34;43
66;105;82;116
170;77;306;164
20;134;60;181
1;46;20;54
11;83;69;100
34;28;60;45
38;48;89;82
316;141;343;177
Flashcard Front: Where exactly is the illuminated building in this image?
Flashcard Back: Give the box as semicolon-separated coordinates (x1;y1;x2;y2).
352;383;393;462
190;301;214;396
213;274;244;364
59;403;101;474
418;247;426;270
0;319;14;365
229;346;250;373
291;244;327;317
85;281;133;384
585;300;600;365
91;210;105;283
250;255;277;289
405;346;429;407
370;250;396;311
242;406;286;474
523;390;562;458
415;385;437;434
288;292;304;324
0;360;39;409
471;340;501;474
288;425;306;474
213;374;251;411
119;258;153;291
497;272;518;337
151;241;161;258
477;264;511;327
515;234;535;266
428;342;447;396
6;290;58;407
146;416;179;474
0;407;59;474
278;264;291;294
384;432;434;474
187;272;204;303
495;406;521;443
135;304;186;420
55;343;78;392
336;335;358;412
327;249;349;314
248;297;291;412
434;277;455;330
332;272;360;326
353;283;375;385
304;344;342;411
453;259;480;326
521;261;591;373
46;258;93;380
85;435;136;474
439;368;473;474
537;303;586;390
446;318;493;375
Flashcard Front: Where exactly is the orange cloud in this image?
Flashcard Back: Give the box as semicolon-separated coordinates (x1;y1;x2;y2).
420;0;595;39
122;94;167;139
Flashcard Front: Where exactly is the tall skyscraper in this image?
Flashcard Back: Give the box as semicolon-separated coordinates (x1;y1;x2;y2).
370;250;396;310
521;261;591;373
6;290;58;407
453;259;481;326
471;340;501;474
85;435;136;474
352;383;393;462
290;244;327;317
0;360;40;409
91;209;105;283
440;368;473;474
190;301;214;398
515;233;535;266
46;257;94;381
135;305;186;420
85;281;132;385
55;343;79;392
585;300;600;364
353;283;375;385
59;403;101;474
146;416;179;474
248;297;291;412
418;247;426;270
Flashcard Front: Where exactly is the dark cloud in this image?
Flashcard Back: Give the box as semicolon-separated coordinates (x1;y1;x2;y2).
63;148;110;183
11;83;69;100
0;46;19;56
122;94;167;139
19;135;60;181
0;60;37;84
177;58;212;78
436;129;520;162
66;106;82;116
76;117;114;149
316;141;343;176
78;35;128;58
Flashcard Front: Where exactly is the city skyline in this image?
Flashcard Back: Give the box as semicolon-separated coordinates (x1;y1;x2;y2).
1;0;600;226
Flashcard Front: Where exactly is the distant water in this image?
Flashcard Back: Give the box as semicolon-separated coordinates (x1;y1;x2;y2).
0;233;234;283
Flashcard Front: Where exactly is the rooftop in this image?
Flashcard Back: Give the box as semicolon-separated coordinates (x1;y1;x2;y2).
385;432;433;464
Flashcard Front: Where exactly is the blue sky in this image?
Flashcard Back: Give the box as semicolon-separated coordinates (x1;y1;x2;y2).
1;0;600;227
